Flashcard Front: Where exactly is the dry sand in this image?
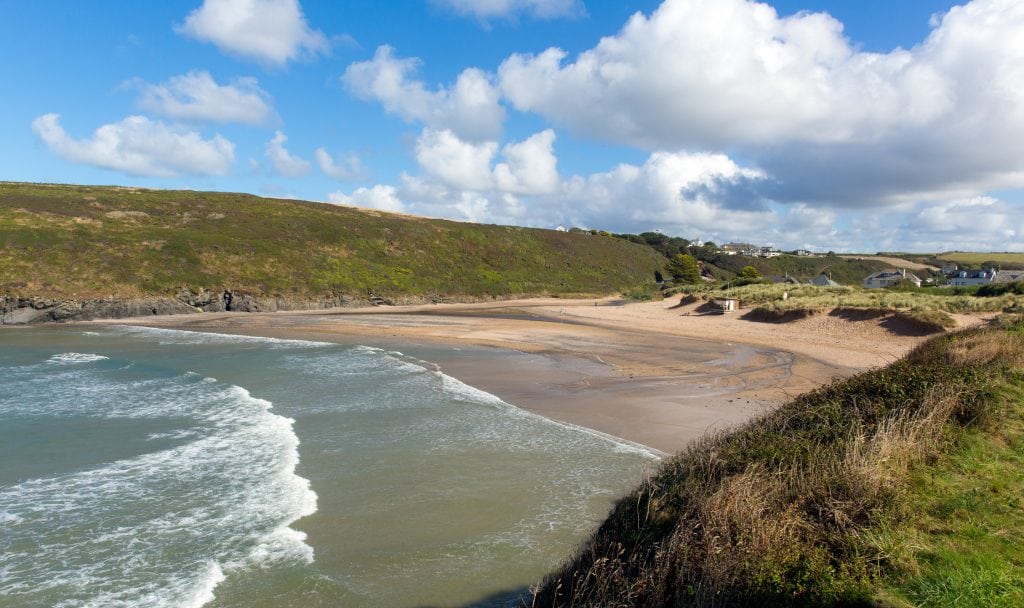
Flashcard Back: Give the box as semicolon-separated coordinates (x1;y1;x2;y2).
95;297;985;454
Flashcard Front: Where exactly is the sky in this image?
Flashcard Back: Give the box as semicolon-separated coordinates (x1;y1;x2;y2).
3;0;1023;253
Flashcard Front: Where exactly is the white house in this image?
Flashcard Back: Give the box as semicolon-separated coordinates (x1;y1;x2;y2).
949;269;997;286
863;269;921;289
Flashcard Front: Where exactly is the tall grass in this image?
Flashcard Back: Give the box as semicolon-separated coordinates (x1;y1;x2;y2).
531;317;1024;607
667;283;1021;317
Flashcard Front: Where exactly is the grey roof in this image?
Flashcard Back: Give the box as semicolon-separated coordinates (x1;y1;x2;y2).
864;269;921;283
994;270;1024;283
809;275;841;287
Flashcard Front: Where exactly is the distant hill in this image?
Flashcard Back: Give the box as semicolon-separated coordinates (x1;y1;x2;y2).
697;252;890;286
0;183;664;307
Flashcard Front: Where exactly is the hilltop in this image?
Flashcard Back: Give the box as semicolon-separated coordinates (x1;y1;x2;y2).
0;182;664;321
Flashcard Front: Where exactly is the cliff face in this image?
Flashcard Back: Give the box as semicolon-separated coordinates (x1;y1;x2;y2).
0;290;427;324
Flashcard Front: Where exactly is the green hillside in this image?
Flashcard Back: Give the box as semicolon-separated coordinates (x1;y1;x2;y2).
0;182;664;301
698;251;890;285
532;316;1024;607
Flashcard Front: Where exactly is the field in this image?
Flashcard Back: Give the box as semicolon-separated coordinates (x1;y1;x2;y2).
936;251;1024;268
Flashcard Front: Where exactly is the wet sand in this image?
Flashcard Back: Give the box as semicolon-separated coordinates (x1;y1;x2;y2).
93;297;957;454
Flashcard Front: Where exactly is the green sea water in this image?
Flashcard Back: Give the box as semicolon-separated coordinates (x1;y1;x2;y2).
0;326;656;607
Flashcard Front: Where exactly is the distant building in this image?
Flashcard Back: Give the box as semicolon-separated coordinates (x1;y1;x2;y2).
994;270;1024;283
721;242;753;256
863;269;921;289
767;274;801;285
941;263;959;275
795;249;814;257
949;269;998;286
757;246;781;258
809;274;841;287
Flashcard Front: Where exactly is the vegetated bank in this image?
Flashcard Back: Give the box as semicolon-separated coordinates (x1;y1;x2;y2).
532;314;1024;607
663;282;1023;334
0;182;665;323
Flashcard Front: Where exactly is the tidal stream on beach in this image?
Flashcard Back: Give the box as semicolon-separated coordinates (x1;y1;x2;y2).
0;326;657;607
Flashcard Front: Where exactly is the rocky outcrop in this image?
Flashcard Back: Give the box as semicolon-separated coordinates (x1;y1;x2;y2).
1;296;201;325
2;290;374;324
0;289;517;325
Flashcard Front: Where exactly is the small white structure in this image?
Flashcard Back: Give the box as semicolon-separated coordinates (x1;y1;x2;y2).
712;298;739;313
795;249;814;257
863;268;921;289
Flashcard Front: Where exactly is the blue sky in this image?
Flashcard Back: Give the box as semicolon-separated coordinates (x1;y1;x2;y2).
3;0;1022;252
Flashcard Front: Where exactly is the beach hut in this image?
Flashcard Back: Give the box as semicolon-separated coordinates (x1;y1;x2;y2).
712;298;739;313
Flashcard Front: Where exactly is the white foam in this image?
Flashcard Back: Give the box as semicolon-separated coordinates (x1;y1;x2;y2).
114;325;333;349
0;378;318;608
46;352;109;365
145;430;197;441
0;510;23;525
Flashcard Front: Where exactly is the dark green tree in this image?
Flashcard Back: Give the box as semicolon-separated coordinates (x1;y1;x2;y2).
738;265;761;279
666;253;701;284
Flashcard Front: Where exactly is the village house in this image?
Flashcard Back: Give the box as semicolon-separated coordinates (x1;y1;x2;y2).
863;268;921;289
948;268;998;286
809;274;841;287
994;270;1024;283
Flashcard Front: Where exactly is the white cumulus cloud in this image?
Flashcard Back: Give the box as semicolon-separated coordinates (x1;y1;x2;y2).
432;0;583;20
328;185;406;213
177;0;328;66
32;113;234;177
494;129;559;195
315;148;367;181
414;128;498;191
264;131;311;177
342;46;505;141
496;0;1024;209
131;70;274;125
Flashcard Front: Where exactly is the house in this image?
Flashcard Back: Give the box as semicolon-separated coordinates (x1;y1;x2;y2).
941;263;959;275
757;246;782;258
767;274;801;285
809;274;841;287
994;270;1024;283
863;269;921;288
721;242;755;255
949;269;997;286
795;249;814;257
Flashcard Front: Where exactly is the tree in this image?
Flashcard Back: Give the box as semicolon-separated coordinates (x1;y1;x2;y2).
738;265;761;279
666;253;701;284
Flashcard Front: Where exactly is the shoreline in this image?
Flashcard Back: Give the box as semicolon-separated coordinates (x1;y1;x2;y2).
76;297;955;454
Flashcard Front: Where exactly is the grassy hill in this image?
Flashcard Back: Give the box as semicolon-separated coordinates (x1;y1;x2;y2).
532;315;1024;607
879;252;1024;270
0;182;664;301
698;252;891;285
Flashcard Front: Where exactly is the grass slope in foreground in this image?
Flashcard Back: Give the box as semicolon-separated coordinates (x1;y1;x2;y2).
533;315;1024;607
0;182;664;300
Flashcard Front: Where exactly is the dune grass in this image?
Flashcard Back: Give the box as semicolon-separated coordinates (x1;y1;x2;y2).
666;284;1021;322
530;317;1024;607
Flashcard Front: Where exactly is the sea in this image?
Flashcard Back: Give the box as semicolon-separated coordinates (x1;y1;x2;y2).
0;326;658;608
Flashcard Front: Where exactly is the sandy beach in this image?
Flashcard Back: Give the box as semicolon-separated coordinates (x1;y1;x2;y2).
95;297;983;454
